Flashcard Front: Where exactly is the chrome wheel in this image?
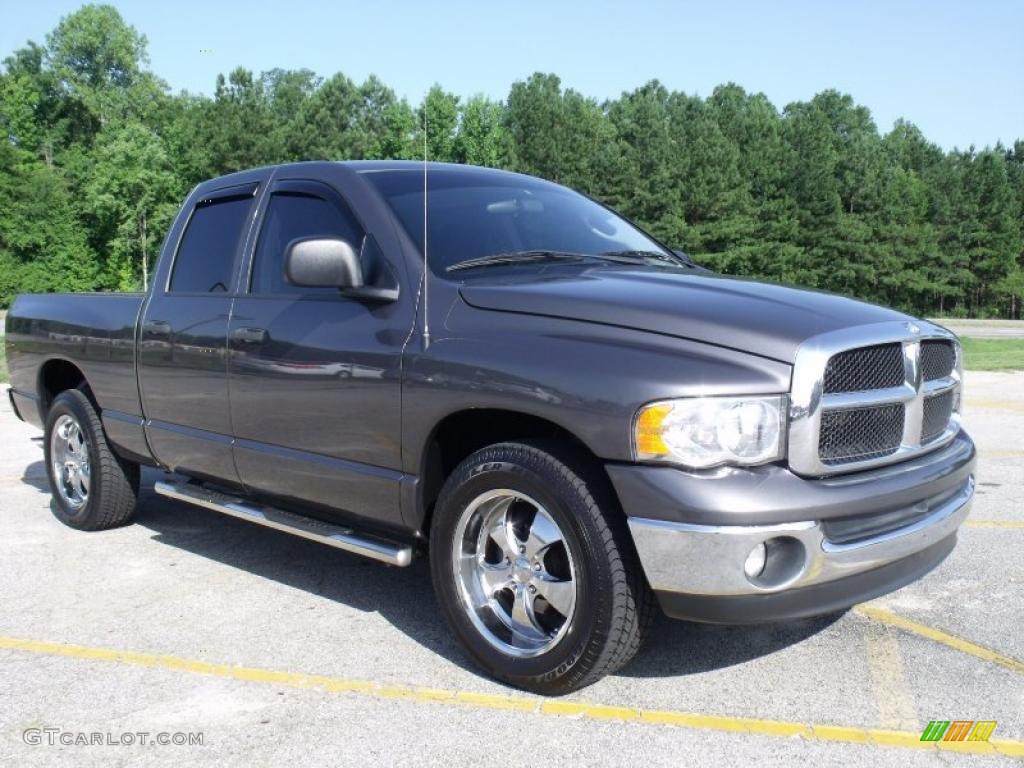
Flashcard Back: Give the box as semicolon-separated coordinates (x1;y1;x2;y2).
50;413;91;510
452;489;578;658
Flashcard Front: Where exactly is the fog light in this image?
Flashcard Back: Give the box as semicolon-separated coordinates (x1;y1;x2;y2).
743;542;767;579
744;536;808;590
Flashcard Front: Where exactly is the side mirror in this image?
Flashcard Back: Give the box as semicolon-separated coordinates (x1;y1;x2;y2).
673;249;694;265
285;237;364;289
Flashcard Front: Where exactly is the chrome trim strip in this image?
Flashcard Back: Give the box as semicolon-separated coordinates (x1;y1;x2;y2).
923;377;957;396
101;409;145;426
154;480;413;566
902;338;925;449
789;320;961;477
628;475;973;597
821;385;915;410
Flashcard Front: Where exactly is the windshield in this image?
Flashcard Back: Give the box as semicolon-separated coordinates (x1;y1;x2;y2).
362;168;675;274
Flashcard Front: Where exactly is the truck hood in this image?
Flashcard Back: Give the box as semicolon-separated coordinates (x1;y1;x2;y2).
458;268;911;363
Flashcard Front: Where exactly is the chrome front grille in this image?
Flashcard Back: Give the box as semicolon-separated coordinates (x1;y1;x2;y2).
922;390;955;443
823;343;903;393
789;322;962;477
819;403;905;464
921;340;955;381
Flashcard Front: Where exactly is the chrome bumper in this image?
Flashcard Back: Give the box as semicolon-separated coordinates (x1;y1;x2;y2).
628;475;974;597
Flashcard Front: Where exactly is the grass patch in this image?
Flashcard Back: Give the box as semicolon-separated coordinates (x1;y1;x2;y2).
960;338;1024;371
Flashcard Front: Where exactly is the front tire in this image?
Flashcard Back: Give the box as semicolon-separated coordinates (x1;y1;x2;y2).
430;441;653;694
44;389;139;530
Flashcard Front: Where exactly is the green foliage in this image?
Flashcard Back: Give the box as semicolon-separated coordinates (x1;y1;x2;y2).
46;4;147;92
0;143;99;304
455;95;508;167
83;121;180;289
0;4;1022;318
419;85;459;162
505;73;612;192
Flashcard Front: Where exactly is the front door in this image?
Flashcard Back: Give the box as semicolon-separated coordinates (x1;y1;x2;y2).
227;179;407;528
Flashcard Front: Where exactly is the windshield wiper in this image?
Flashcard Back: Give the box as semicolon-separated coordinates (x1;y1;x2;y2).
598;249;692;267
446;248;694;272
446;250;592;272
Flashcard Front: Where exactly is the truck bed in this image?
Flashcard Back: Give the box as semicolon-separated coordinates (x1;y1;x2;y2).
5;292;146;430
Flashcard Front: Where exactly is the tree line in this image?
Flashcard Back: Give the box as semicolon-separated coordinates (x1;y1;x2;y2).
2;5;1022;316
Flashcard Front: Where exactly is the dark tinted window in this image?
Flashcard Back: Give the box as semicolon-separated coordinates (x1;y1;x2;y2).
251;190;364;294
364;169;670;273
170;195;254;293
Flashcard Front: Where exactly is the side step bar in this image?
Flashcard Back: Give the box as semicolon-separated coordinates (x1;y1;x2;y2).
154;480;413;567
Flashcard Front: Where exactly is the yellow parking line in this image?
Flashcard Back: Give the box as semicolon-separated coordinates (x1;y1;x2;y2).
966;520;1024;529
863;624;917;730
855;605;1024;675
1;635;1023;756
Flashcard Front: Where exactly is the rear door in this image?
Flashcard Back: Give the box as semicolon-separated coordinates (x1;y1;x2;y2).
138;181;259;483
227;176;408;528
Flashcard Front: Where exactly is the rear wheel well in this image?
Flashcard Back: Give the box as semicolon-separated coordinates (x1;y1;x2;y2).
419;409;612;536
39;359;94;416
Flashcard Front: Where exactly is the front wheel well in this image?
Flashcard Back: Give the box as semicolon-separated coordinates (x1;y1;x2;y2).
419;409;613;536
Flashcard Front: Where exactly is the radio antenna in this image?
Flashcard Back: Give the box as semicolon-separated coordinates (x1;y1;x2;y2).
422;104;431;349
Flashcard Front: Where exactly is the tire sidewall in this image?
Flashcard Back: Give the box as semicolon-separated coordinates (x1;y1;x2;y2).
44;391;100;527
431;450;613;689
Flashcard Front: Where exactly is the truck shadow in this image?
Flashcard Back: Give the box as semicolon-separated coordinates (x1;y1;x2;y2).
22;462;842;682
21;458;51;493
624;611;842;679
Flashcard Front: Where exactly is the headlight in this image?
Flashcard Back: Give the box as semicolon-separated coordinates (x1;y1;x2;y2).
634;395;787;469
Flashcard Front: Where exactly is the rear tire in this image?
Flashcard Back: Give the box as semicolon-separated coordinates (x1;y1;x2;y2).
429;440;654;695
44;389;139;530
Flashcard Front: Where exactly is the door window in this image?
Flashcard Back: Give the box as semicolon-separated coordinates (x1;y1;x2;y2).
251;187;365;295
169;194;254;293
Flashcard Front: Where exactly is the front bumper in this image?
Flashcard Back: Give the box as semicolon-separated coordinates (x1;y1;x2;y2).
609;430;976;623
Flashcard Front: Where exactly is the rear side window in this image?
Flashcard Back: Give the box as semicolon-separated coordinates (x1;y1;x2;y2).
251;188;364;295
169;195;254;293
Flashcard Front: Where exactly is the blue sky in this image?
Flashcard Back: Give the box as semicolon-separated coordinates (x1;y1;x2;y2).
4;0;1022;150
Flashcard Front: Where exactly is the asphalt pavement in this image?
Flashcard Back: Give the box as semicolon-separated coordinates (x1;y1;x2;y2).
1;372;1022;766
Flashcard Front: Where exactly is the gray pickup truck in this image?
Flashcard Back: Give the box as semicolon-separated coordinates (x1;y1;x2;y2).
5;161;976;694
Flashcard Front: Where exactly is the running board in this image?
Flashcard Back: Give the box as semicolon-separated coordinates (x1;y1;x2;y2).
153;480;413;567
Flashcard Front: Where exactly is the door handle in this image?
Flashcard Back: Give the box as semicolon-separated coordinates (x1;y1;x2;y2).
232;326;268;344
142;320;171;336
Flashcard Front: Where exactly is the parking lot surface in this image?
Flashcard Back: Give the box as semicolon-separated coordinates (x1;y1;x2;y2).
1;372;1022;766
